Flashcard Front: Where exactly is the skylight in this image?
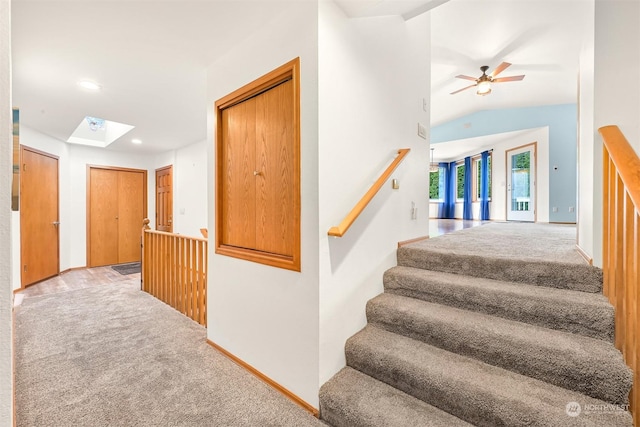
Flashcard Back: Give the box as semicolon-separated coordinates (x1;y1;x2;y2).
67;116;134;148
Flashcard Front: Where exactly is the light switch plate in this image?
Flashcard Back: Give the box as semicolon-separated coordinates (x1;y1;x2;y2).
417;123;426;139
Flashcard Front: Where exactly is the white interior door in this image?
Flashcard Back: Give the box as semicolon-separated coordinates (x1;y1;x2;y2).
507;144;536;222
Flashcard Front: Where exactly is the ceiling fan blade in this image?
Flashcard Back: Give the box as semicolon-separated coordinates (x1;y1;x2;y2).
455;74;478;81
493;75;525;83
490;62;512;78
450;84;476;95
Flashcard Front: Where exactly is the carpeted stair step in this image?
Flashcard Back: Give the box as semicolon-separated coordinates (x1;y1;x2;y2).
319;367;473;427
383;266;613;342
396;243;603;293
346;325;633;427
366;293;631;405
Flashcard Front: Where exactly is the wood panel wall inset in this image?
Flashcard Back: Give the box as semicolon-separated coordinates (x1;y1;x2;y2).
215;58;300;271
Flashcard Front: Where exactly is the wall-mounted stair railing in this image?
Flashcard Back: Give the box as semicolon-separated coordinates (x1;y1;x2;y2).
328;148;410;237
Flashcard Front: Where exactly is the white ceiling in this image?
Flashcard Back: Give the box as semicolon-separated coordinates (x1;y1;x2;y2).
11;0;588;154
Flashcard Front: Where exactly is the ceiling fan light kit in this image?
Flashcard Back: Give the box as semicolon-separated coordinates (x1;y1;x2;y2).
451;62;525;96
477;81;491;95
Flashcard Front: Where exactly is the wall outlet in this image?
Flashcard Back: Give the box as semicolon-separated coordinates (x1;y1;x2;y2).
569;206;575;213
552;207;558;212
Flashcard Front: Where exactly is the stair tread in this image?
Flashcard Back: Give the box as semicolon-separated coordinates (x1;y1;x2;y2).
346;325;633;427
397;242;603;292
367;292;631;404
319;367;473;427
384;265;613;341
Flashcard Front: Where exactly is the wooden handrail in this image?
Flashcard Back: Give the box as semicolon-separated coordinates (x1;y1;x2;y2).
599;125;640;209
145;228;208;242
599;125;640;425
328;148;410;237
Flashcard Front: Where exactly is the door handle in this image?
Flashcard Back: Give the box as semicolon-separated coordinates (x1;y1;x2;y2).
52;221;60;227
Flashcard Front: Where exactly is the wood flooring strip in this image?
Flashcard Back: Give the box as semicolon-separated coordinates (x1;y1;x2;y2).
206;339;319;418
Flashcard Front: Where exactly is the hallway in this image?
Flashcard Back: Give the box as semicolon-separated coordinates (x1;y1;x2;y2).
14;268;323;427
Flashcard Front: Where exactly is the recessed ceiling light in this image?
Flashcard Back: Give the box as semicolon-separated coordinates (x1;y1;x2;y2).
77;80;101;91
132;139;142;144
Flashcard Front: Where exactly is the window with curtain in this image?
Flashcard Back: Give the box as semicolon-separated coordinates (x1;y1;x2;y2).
429;167;445;201
456;163;465;201
475;155;492;200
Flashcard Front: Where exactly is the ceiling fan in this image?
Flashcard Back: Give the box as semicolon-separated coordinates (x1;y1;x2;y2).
450;62;525;96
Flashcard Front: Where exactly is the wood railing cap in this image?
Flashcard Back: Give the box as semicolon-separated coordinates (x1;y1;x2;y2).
599;125;640;210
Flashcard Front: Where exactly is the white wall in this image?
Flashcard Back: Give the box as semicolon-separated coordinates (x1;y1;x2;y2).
318;2;430;385
428;128;550;223
206;1;320;407
579;0;640;266
0;0;13;423
595;0;640;152
173;139;207;238
578;1;595;263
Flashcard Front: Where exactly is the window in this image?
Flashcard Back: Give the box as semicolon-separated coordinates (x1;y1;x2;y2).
429;167;445;201
475;155;492;200
456;163;465;201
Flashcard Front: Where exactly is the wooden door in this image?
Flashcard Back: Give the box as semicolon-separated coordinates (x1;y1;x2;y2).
155;166;173;232
20;146;59;286
118;171;145;263
88;166;146;267
221;96;257;248
215;58;300;271
255;79;294;256
89;168;119;266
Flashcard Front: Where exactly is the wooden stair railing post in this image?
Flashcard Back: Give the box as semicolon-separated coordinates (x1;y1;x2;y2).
328;148;410;237
141;218;151;290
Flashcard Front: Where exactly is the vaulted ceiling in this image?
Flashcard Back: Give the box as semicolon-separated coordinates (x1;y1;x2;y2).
11;0;588;153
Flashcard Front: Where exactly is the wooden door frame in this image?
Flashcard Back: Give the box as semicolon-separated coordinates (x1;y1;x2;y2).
214;57;301;272
20;145;60;287
155;165;173;233
505;142;537;222
86;165;148;267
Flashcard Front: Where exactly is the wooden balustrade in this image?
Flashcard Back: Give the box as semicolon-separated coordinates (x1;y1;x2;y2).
600;125;640;424
328;148;410;237
141;219;208;327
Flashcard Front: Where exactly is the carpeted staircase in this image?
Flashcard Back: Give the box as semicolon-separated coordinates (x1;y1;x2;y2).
319;224;633;426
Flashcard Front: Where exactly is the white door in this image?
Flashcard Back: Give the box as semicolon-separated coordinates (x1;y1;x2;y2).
507;144;536;222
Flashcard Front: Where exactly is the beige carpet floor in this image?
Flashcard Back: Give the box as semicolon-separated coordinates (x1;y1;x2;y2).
15;281;324;427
